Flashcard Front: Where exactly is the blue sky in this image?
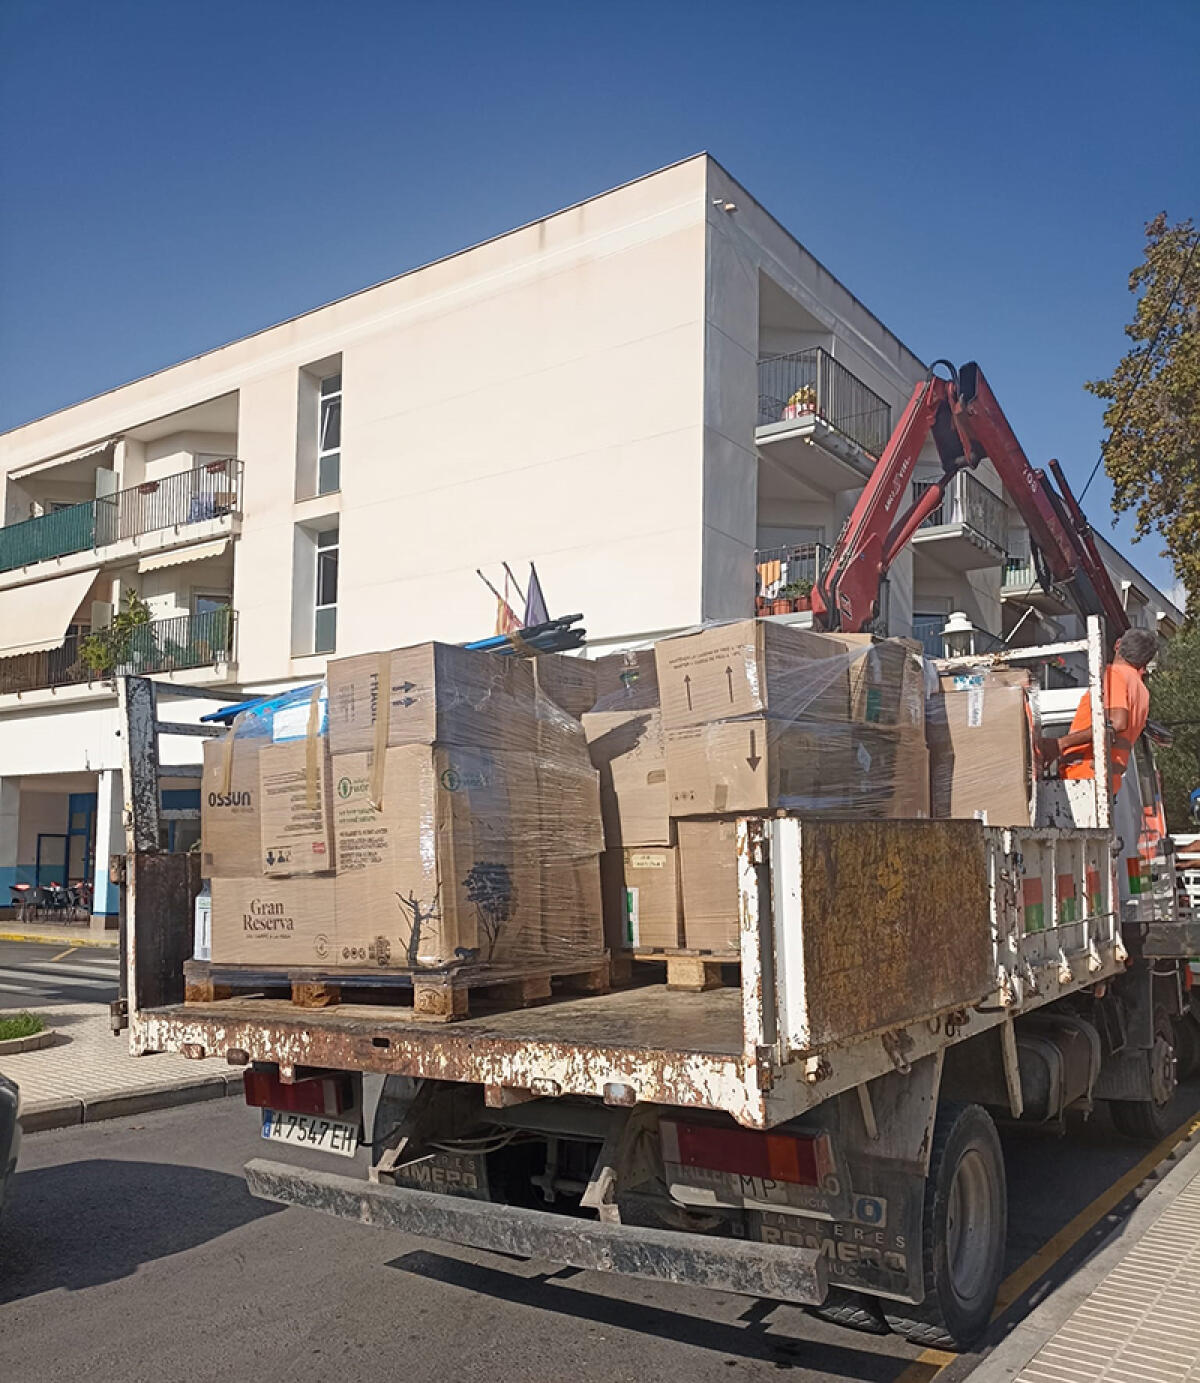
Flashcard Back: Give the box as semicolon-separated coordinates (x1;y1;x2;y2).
2;0;1196;599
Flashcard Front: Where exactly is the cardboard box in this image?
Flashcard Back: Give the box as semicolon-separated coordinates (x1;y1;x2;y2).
592;649;659;710
582;707;671;846
327;643;537;756
210;875;336;966
538;743;606;857
331;745;544;969
927;669;1035;827
201;737;262;879
666;718;929;818
532;653;598;720
600;848;683;950
677;819;740;952
259;740;335;876
654;620;850;730
840;635;926;731
541;855;605;958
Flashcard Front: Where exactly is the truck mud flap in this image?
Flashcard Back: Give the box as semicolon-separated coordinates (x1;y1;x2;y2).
245;1157;828;1305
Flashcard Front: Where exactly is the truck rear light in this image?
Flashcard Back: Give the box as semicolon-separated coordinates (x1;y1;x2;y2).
660;1118;833;1187
244;1069;355;1116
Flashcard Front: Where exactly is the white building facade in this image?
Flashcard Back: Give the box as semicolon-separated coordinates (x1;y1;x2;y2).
0;155;1181;927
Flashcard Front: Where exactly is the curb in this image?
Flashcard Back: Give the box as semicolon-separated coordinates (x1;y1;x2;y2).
19;1069;245;1133
970;1132;1200;1382
0;930;119;949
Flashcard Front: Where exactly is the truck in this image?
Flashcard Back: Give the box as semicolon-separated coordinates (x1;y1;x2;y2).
110;362;1197;1351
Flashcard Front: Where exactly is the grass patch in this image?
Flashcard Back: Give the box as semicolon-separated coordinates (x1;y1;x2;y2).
0;1011;45;1042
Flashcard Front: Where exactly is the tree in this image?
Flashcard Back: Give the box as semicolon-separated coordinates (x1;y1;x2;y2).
1086;214;1200;614
79;591;152;675
1151;625;1200;832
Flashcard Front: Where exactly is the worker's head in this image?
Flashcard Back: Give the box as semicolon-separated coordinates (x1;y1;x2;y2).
1116;628;1158;670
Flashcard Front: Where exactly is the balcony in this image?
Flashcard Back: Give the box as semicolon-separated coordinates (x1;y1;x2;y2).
0;607;237;697
0;459;243;577
754;542;830;612
756;348;891;495
910;472;1007;572
1001;552;1073;614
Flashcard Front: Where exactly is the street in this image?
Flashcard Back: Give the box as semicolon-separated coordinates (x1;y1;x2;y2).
0;941;119;1009
3;1083;1199;1383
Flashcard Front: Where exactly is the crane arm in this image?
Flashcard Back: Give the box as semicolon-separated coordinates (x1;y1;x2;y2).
811;361;1129;638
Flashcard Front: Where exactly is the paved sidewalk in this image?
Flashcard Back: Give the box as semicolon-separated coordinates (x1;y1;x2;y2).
0;1001;242;1131
976;1137;1200;1382
0;922;118;948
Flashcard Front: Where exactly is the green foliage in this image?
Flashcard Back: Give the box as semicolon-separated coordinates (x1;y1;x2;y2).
80;591;152;674
1150;624;1200;831
1086;214;1200;615
0;1011;45;1042
780;578;813;598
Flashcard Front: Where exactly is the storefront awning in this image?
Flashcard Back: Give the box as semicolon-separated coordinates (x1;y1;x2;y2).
0;569;99;660
137;538;229;574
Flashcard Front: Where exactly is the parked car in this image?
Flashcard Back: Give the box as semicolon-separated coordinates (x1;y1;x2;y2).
0;1074;19;1218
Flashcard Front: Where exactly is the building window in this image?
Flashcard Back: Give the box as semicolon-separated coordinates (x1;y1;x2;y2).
318;373;341;495
314;525;339;653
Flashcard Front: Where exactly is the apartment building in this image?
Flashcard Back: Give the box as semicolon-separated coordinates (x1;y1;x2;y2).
0;154;1181;928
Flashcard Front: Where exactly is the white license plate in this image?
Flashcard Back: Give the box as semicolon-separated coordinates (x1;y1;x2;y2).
261;1109;360;1157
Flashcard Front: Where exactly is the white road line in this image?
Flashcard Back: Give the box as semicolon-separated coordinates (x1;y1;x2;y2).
0;967;113;990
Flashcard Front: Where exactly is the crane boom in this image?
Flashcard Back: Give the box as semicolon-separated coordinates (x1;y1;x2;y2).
811;361;1129;638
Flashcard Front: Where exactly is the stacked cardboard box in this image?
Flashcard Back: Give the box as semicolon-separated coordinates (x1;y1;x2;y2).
583;649;682;950
927;667;1037;828
205;645;606;973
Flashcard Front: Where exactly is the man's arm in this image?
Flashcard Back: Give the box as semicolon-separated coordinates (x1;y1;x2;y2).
1041;709;1128;763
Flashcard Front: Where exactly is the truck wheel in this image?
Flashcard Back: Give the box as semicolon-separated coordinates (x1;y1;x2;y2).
809;1287;888;1335
1173;1012;1200;1081
1109;1007;1177;1142
882;1103;1006;1351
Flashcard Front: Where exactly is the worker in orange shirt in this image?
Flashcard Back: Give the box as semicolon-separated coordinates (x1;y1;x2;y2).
1041;627;1157;796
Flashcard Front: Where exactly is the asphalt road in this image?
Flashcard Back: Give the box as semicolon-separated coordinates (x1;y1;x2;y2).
3;1085;1199;1383
0;940;120;1009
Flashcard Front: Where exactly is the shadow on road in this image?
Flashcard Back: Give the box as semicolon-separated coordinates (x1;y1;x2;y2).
387;1249;906;1378
0;1159;282;1303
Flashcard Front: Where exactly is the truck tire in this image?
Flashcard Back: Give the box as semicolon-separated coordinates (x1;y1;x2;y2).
882;1103;1006;1351
1173;1012;1200;1081
809;1287;888;1334
1109;1006;1177;1142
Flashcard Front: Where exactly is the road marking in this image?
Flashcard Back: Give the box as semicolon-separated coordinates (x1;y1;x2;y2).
0;967;114;990
49;947;79;962
892;1109;1200;1381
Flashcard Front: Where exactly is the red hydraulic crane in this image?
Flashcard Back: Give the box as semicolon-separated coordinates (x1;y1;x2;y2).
811;361;1129;640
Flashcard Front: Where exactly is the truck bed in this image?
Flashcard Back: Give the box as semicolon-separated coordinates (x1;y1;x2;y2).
132;817;1128;1130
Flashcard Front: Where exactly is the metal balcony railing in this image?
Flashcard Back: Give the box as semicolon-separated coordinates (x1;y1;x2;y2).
1003;553;1037;588
0;607;237;696
912;471;1007;553
754;542;831;600
0;459;243;573
757;347;892;458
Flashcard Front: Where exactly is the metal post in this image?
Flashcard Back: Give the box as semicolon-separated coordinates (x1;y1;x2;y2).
117;675;161;854
1086;617;1110;831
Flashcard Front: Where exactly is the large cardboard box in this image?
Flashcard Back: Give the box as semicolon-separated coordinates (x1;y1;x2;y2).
327;643;537;756
541;855;605;958
582;707;671;846
840;635;926;731
210;875;336;966
927;669;1035;827
532;653;598;720
600;848;683;950
538;745;606;857
331;745;543;969
201;737;262;879
654;620;850;730
677;819;740;952
258;740;335;876
592;649;659;710
666;718;929;818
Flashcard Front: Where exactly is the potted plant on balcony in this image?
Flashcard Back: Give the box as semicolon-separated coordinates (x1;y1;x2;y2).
782;384;817;421
789;577;814;612
79;592;152;679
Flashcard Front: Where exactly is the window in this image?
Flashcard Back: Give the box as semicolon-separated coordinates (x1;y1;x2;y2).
314;525;339;653
318;373;342;495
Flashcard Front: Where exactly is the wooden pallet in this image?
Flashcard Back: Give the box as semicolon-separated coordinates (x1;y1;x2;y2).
618;947;740;993
182;954;611;1024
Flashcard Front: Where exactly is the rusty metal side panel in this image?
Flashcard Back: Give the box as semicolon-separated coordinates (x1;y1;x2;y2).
792;819;992;1052
131;852;199;1019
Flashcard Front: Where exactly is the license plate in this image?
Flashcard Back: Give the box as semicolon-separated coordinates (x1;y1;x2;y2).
261;1109;360;1157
